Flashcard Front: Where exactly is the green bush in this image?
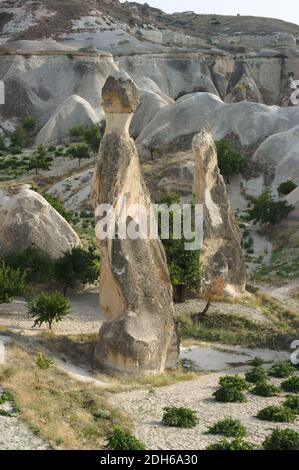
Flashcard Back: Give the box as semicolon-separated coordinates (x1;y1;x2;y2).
245;366;267;384
0;391;14;405
257;405;297;423
277;180;297;197
215;139;247;183
22;116;36;132
247;191;294;226
262;428;299;450
268;361;295;378
283;395;299;413
0;262;26;303
4;247;54;283
43;193;73;223
36;353;54;369
106;426;145;450
66;143;90;166
54;245;100;294
219;375;248;390
84;124;103;152
28;291;71;330
207;417;247;438
249;357;264;367
281;376;299;393
162;407;198;428
213;385;247;403
252;381;280;397
207;438;255;450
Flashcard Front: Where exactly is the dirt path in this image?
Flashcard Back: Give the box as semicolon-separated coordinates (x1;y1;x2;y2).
111;371;299;450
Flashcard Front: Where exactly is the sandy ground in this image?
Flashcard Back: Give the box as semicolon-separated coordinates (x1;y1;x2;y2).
111;371;299;450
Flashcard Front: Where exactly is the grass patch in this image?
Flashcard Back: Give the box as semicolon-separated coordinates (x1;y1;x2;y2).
105;426;145;450
262;429;299;450
268;361;295;378
207;417;247;438
281;376;299;393
36;353;54;370
162;407;198;428
0;344;131;449
207;438;255;450
257;405;297;423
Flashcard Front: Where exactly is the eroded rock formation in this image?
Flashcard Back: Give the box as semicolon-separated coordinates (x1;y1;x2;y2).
91;73;179;375
0;185;82;259
192;129;246;295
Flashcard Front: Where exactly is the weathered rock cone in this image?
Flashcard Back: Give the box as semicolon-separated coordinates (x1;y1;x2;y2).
91;73;179;375
192;129;246;295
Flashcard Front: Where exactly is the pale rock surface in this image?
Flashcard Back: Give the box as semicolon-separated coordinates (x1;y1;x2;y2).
192;129;246;294
0;186;81;259
91;74;179;375
35;95;99;145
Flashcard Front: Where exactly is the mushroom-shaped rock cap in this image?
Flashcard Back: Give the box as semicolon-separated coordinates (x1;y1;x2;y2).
102;73;140;114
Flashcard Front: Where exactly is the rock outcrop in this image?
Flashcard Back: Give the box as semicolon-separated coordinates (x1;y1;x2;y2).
91;73;179;375
0;185;82;259
192;129;246;295
35;95;99;145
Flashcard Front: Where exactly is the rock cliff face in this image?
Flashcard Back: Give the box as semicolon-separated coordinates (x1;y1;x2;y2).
192;129;246;295
91;74;179;375
0;185;82;259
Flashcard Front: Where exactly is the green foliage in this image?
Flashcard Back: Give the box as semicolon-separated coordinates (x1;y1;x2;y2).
22;116;36;132
277;180;297;197
43;193;73;223
207;438;255;450
262;429;299;450
249;357;264;367
10;127;29;149
257;405;297;423
213;384;247;403
0;262;26;304
158;193;200;302
247;191;294;226
66;143;90;166
28;291;71;330
69;124;86;138
215;139;247;182
207;417;247;438
4;247;54;284
54;245;100;294
252;381;280;397
106;426;146;450
245;366;267;384
36;353;54;369
284;395;299;413
281;376;299;393
0;391;14;405
219;375;248;391
84;124;102;152
29;145;52;174
268;361;295;378
162;406;198;428
255;248;299;282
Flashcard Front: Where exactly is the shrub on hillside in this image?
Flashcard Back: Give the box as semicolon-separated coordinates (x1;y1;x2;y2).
28;292;71;330
0;262;26;304
4;247;54;284
219;375;248;391
215;139;247;184
106;426;145;450
252;381;280;397
162;407;198;428
262;428;299;450
206;438;255;450
283;395;299;413
213;384;247;403
207;417;247;438
43;193;74;223
281;376;299;393
256;405;296;423
245;366;267;384
268;361;295;378
277;180;297;197
247;191;294;226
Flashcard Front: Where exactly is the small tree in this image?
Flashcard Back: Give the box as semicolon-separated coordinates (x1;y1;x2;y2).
54;245;100;294
22;116;36;132
192;277;225;324
277;180;297;197
0;262;26;304
66;143;90;166
216;139;247;183
29;145;52;175
158;193;200;303
4;247;54;284
247;191;294;226
28;291;70;330
84;124;103;153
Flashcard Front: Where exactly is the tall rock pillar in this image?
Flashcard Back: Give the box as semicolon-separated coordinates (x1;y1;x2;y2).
91;73;179;375
192;129;246;295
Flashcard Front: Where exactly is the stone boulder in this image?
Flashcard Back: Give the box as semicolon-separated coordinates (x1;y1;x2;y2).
0;186;82;259
192;129;246;295
35;95;99;145
91;73;179;375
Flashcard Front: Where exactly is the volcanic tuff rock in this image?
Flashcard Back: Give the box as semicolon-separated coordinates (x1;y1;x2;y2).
0;185;82;259
192;129;246;294
91;73;179;375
